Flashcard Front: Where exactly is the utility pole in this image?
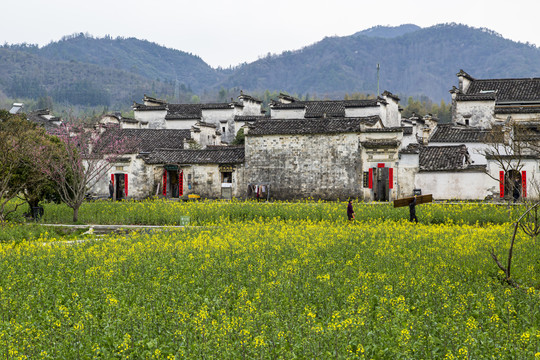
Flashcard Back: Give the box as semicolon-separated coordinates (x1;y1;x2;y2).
377;63;380;97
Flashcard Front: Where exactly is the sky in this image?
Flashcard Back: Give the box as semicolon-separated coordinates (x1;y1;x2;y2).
2;0;539;68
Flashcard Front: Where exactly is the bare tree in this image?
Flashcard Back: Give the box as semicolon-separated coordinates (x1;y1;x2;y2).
483;118;540;288
481;118;539;203
36;122;131;222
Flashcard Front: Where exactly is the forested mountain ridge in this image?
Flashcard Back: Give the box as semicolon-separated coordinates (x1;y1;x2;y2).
220;23;540;101
38;34;223;91
2;24;540;111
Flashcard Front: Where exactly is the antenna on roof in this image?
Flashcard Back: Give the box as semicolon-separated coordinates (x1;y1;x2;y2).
377;63;380;97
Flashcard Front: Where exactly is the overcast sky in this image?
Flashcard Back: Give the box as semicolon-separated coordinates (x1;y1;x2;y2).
2;0;539;68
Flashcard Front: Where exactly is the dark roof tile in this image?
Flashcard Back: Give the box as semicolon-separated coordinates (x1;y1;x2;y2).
419;145;470;171
248;116;381;136
465;78;540;103
145;147;244;164
430;124;489;143
271;99;379;118
101;129;191;153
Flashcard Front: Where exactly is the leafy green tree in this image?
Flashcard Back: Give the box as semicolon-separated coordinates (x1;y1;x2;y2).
0;110;55;221
232;128;245;145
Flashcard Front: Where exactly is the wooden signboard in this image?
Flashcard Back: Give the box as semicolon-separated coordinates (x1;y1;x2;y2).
393;194;433;208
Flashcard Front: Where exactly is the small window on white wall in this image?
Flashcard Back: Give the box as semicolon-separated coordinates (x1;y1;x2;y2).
222;127;226;133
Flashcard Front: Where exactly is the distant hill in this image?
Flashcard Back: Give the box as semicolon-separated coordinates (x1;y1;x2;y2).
38;34;223;91
353;24;421;38
0;34;223;108
219;23;540;101
2;24;540;110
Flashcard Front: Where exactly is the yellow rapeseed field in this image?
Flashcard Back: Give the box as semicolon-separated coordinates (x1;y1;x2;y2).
0;200;538;359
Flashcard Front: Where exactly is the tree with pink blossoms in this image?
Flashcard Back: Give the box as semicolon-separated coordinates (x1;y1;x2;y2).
38;122;132;222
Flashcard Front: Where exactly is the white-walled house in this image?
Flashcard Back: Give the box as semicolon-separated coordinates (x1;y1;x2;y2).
269;91;402;127
132;93;265;143
401;70;540;201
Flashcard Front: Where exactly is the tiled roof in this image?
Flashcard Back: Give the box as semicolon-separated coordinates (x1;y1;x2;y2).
400;143;420;154
271;99;380;118
202;102;240;110
495;105;540;114
133;102;167;111
234;115;267;122
238;94;262;103
136;101;242;119
361;140;400;149
419;145;470;171
101;129;191;153
402;126;413;135
247;116;381;136
465;78;540;103
166;104;203;120
27;109;61;131
455;93;496;101
363;127;402;133
429;124;489;143
144;147;245;165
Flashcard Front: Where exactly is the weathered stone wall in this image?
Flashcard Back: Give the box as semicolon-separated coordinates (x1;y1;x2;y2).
454;100;494;128
179;164;245;199
245;133;363;200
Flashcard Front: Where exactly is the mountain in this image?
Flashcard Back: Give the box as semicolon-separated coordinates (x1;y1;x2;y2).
353;24;421;38
0;34;223;108
219;23;540;101
2;24;540;110
38;34;223;91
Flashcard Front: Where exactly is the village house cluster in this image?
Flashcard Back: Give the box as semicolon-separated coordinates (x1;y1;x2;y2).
22;70;540;202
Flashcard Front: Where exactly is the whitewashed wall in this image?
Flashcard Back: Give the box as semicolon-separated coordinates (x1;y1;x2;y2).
134;110;167;129
165;119;198;129
90;155;154;199
382;97;401;128
396;153;419;198
270;108;305;119
487;159;540;200
416;171;495;200
344;106;380;118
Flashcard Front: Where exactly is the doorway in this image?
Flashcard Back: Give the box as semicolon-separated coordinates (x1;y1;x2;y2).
505;169;522;200
370;164;393;201
113;173;126;200
163;167;183;198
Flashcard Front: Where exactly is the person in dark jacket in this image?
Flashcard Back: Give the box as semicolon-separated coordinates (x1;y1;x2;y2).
109;180;114;200
347;199;355;221
409;195;418;223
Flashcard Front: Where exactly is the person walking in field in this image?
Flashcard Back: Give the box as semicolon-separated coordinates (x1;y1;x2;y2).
409;195;418;223
347;199;355;221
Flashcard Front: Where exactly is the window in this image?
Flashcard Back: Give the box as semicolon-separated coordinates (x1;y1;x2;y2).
222;127;226;133
221;172;232;183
